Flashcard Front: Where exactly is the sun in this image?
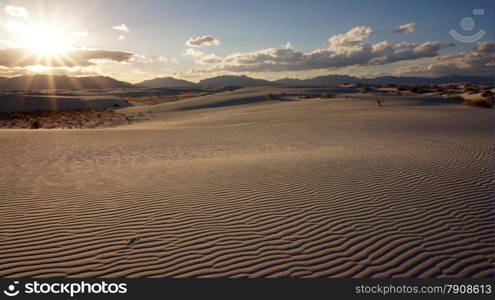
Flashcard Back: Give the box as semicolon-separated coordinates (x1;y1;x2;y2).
23;26;72;55
7;21;72;56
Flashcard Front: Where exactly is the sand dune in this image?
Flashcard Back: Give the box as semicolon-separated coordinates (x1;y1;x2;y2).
0;87;493;278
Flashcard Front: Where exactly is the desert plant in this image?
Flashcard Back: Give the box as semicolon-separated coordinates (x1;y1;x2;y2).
320;93;333;99
464;99;493;108
30;119;41;129
265;93;276;100
376;97;383;107
298;94;319;99
481;91;494;98
360;87;370;94
445;91;462;99
410;85;424;93
463;84;473;92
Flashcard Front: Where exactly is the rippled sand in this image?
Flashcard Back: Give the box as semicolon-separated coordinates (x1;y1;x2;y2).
1;87;493;278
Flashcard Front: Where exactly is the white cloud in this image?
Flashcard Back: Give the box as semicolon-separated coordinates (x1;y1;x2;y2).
394;23;416;34
188;26;444;73
186;35;220;47
184;48;206;57
392;42;495;77
328;26;373;52
282;42;294;50
158;56;179;64
117;35;126;41
113;24;130;32
5;5;29;17
130;54;153;64
184;48;222;65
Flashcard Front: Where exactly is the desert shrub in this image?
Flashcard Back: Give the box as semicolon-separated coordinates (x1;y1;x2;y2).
298;94;319;99
397;86;406;91
445;91;462;99
30;119;41;129
481;91;494;98
387;84;396;88
320;93;333;99
360;87;370;94
463;84;473;92
265;93;276;100
464;99;493;108
376;97;383;107
410;85;424;93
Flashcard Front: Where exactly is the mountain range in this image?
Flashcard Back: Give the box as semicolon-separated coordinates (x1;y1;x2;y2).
139;74;493;88
0;74;492;91
0;75;133;91
136;77;200;88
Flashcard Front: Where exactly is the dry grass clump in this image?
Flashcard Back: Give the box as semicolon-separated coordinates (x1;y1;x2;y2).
320;93;333;99
464;98;493;109
444;91;463;99
481;91;494;98
0;109;148;129
410;85;428;94
360;87;370;94
298;94;319;99
265;93;277;100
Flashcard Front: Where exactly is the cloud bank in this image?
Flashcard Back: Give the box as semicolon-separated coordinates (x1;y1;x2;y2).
189;26;444;73
393;41;495;77
0;48;134;68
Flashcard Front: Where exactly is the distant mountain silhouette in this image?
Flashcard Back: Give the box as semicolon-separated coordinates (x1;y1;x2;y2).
275;74;493;86
200;74;492;88
198;75;272;88
0;74;492;91
0;75;133;91
136;77;199;88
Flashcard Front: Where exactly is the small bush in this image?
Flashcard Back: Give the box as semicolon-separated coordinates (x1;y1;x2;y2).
464;99;493;108
445;91;462;99
360;87;370;94
320;93;333;99
298;94;319;99
481;91;494;98
265;93;276;100
463;84;473;92
410;85;425;93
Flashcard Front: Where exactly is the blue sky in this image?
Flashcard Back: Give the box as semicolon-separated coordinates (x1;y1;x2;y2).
0;0;493;82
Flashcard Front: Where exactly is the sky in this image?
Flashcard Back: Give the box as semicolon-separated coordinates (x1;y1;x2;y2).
0;0;493;83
